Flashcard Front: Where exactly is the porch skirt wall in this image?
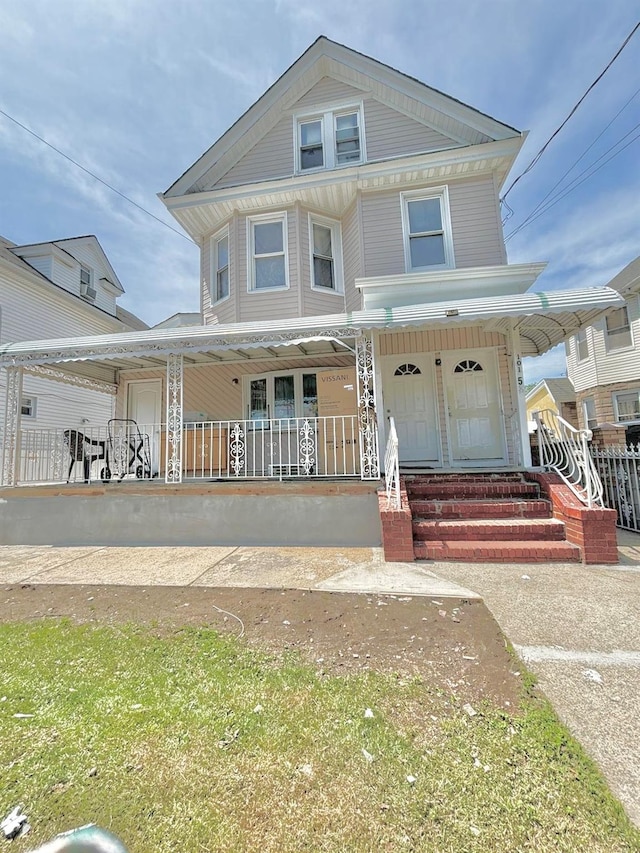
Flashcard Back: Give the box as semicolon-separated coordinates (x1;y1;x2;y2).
0;489;382;548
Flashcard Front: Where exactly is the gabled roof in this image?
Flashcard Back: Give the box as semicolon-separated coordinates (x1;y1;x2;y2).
164;36;521;199
526;378;575;405
11;235;124;292
606;255;640;297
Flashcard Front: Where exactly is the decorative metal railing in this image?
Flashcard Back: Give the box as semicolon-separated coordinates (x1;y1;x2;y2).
591;443;640;530
533;409;603;508
384;416;401;510
15;416;365;485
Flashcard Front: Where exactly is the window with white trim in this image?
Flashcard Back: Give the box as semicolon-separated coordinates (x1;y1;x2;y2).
246;369;320;423
210;228;229;303
296;105;363;173
401;188;454;271
309;215;342;292
20;396;37;418
605;304;632;351
583;396;597;430
576;328;589;361
614;390;640;423
248;214;288;291
80;264;91;290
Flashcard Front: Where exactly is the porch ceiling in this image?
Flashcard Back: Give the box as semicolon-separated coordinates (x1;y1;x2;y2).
0;286;624;376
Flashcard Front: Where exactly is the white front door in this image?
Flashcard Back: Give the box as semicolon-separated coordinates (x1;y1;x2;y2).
126;380;162;474
382;355;440;465
443;351;506;466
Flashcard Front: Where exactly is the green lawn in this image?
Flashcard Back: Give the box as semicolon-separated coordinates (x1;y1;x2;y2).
0;621;638;852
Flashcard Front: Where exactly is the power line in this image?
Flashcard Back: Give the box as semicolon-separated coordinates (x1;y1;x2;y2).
505;85;640;236
501;20;640;204
505;125;640;240
0;107;195;244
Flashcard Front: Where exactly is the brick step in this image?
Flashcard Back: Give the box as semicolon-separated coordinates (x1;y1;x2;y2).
414;539;581;563
412;518;565;542
410;498;551;520
403;473;526;483
406;482;541;500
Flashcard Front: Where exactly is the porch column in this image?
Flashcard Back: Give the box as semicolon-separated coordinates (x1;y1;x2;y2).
508;323;532;467
355;331;380;479
165;354;183;483
2;366;23;487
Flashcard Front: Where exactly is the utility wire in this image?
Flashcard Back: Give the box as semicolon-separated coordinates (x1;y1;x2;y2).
0;107;195;244
505;125;640;239
505;85;640;236
501;20;640;203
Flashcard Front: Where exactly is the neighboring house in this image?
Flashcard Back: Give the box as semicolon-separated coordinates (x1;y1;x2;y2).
525;378;578;433
0;234;147;448
153;313;202;330
0;37;623;488
567;256;640;441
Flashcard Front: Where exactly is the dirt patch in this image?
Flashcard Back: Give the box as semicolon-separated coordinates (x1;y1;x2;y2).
1;584;522;709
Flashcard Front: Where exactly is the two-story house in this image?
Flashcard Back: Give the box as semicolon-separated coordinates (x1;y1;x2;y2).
0;234;147;451
0;37;623;561
567;256;640;442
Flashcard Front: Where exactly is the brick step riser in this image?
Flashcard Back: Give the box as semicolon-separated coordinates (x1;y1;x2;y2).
407;486;541;500
410;500;551;520
412;522;566;542
403;474;526;483
413;541;581;563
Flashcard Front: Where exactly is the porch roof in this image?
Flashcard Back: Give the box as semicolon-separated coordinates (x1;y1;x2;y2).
0;286;623;382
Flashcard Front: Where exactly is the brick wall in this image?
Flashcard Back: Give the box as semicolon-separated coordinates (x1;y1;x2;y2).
528;471;618;564
575;379;640;431
378;484;414;562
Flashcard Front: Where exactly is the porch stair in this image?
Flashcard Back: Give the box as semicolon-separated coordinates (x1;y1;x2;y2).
406;473;581;563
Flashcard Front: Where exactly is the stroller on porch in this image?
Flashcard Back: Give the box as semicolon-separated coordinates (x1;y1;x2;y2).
104;418;153;482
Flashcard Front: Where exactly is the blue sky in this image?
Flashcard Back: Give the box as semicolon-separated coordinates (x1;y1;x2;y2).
0;0;638;383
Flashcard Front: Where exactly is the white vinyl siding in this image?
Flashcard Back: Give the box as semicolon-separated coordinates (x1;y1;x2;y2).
341;200;362;312
211;116;294;190
294;77;366;109
363;99;459;161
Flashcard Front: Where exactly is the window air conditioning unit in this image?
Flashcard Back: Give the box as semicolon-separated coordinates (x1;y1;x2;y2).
80;282;97;301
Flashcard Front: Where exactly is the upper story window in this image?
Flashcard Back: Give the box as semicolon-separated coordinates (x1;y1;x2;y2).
248;213;288;291
210;228;229;303
401;187;454;272
79;264;96;301
605;304;632;351
576;328;589;361
583;396;597;430
309;215;343;293
296;105;364;173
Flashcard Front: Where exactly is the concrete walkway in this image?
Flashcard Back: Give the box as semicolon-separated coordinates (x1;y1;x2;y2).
0;533;639;825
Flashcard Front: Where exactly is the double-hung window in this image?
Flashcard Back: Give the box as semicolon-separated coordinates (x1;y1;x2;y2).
309;216;342;292
401;188;454;271
80;265;91;290
211;228;229;303
296;105;363;173
614;390;640;423
605;304;632;351
20;396;36;418
248;214;288;291
576;328;589;361
583;396;597;430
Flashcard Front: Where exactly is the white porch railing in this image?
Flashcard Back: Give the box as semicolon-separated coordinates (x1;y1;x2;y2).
384;416;401;509
533;409;603;508
15;416;363;485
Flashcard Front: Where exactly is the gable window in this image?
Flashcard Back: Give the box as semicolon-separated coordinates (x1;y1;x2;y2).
401;188;454;272
20;396;36;418
583;396;597;430
614;390;640;423
605;305;632;351
80;265;91;290
576;328;589;361
248;214;288;291
309;216;343;292
211;229;229;303
296;105;364;173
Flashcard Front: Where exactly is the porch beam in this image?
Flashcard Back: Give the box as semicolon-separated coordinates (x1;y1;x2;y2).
2;366;23;487
165;354;184;483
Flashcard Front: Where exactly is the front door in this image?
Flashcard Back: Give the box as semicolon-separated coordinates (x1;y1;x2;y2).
126;380;162;474
382;355;440;465
443;351;506;466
